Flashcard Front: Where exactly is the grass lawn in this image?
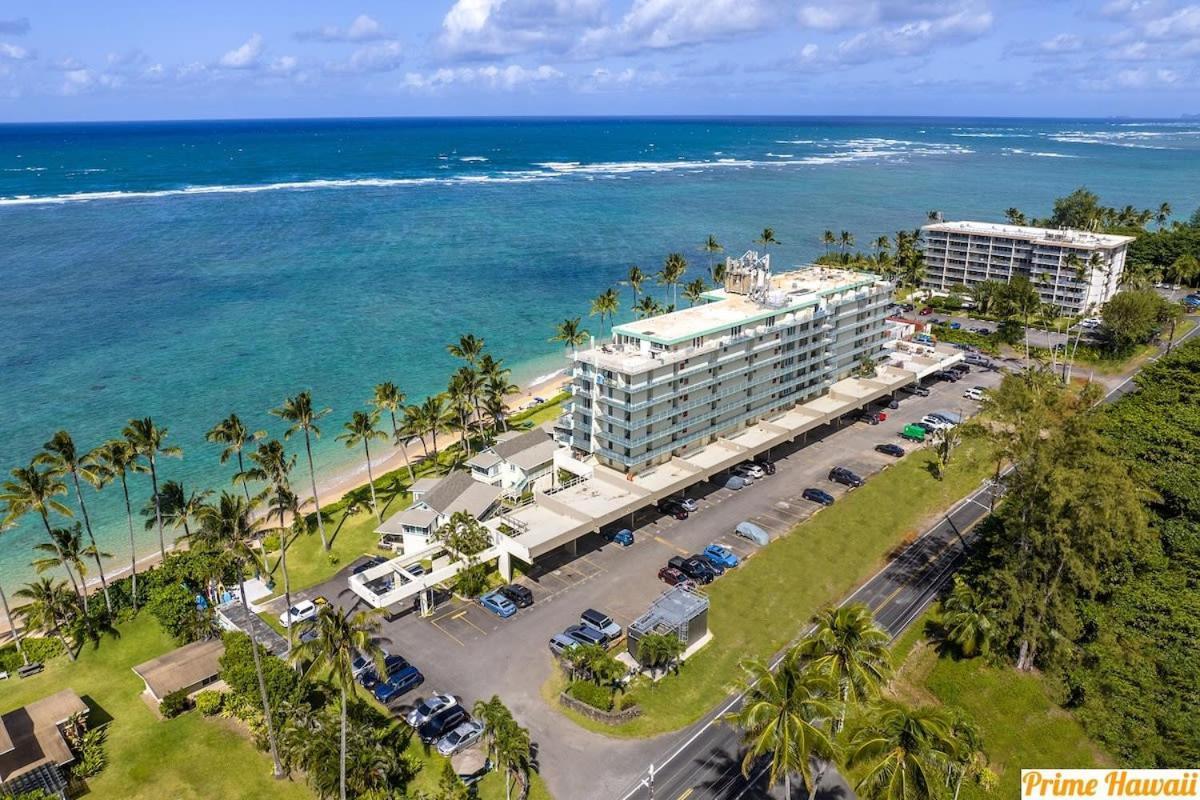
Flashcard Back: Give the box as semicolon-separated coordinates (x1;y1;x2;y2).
888;613;1111;799
507;391;570;429
1067;319;1195;376
550;439;996;738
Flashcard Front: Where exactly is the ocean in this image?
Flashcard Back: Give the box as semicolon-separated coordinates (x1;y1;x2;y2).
2;116;1199;588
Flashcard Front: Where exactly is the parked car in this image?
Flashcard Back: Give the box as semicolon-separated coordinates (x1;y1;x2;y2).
499;584;534;608
358;653;409;689
351;555;387;576
753;458;777;475
657;566;691;586
901;424;927;442
703;544;739;569
919;306;933;315
860;411;882;425
580;609;622;640
901;384;931;397
548;633;580;656
373;665;424;703
715;474;748;490
436;720;484;757
677;496;700;512
970;326;991;335
920;415;954;431
949;321;962;330
802;487;836;506
736;461;766;479
963;386;985;401
668;555;716;584
949;362;970;375
734;521;770;545
564;623;609;647
1079;317;1102;329
406;694;457;728
964;353;993;367
693;553;725;576
932;370;960;382
351;649;383;679
730;464;758;483
479;591;518;618
279;600;317;629
828;466;864;488
885;398;900;410
419;706;470;745
657;499;689;520
875;443;905;457
604;528;635;546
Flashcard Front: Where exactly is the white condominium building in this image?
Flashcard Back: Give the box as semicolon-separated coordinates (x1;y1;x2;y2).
562;252;893;473
921;220;1135;314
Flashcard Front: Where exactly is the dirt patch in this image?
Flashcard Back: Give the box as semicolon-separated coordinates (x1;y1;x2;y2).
886;640;942;708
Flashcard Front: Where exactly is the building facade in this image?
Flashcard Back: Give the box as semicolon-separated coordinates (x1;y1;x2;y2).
562;253;893;473
921;220;1135;314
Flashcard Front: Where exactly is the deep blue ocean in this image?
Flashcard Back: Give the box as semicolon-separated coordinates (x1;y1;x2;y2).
3;116;1200;587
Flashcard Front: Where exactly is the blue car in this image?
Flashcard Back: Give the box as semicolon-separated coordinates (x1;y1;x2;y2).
703;544;739;569
373;665;424;703
358;654;409;690
480;591;517;618
802;487;836;506
605;528;634;546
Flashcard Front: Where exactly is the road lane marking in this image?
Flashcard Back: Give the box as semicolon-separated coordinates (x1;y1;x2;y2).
653;535;691;556
677;789;694;800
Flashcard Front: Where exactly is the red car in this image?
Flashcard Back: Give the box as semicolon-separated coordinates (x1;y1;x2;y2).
918;307;933;316
657;566;690;586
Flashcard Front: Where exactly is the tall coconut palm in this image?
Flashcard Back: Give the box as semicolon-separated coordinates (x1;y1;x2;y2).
1155;201;1171;229
757;227;781;254
1;463;81;601
796;603;892;732
271;392;332;551
940;576;994;658
447;369;481;454
267;486;302;656
31;523;94;616
682;277;709;307
484;372;519;433
724;654;837;798
14;577;79;661
0;521;28;665
205;413;264;504
122;417;182;561
845;701;958;800
143;479;210;544
471;696;532;800
658;252;688;307
87;439;144;609
822;229;836;254
550;317;589;357
35;431;112;614
447;333;486;365
402;403;431;460
372;382;416;485
196;491;283;777
632;296;663;319
627;265;646;305
337;411;386;520
712;258;728;285
418;395;449;457
703;234;723;281
839;230;855;259
873;235;891;260
590;288;620;336
291;605;385;800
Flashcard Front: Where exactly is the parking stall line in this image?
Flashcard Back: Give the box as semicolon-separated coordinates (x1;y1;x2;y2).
428;619;466;647
455;610;489;636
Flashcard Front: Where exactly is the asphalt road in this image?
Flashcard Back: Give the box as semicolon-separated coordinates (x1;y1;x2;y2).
615;317;1200;800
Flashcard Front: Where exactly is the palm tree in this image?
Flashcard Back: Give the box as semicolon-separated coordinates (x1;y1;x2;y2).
947;712;990;800
636;632;685;678
703;234;723;281
874;235;891;260
1156;201;1171;229
1167;253;1200;288
205;413;263;504
471;696;532;800
839;230;855;259
756;227;781;254
1;463;81;601
418;395;449;457
940;576;994;658
144;479;210;544
31;523;93;615
845;700;958;800
796;604;892;732
712;258;728;285
196;491;283;777
632;296;663;319
682;277;709;307
446;370;479;456
35;431;112;614
550;317;589;357
590;288;620;336
402;403;431;460
373;382;416;485
0;521;28;665
1000;277;1041;361
822;229;836;254
123;417;182;561
447;333;486;366
658;252;688;307
246;439;297;651
14;578;79;661
271;392;332;551
627;265;646;305
1004;207;1026;225
724;654;837;798
484;373;519;433
337;411;386;520
87;439;144;609
291;605;385;800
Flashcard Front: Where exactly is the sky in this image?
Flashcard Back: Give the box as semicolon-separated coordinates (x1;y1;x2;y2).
0;0;1198;122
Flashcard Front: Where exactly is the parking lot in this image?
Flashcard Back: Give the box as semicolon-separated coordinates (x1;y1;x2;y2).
293;363;1005;800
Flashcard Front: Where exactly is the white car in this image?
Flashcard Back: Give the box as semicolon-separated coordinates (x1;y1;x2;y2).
737;461;766;479
405;693;457;728
920;415;954;432
962;387;985;401
1079;318;1102;329
436;720;484;756
278;600;317;628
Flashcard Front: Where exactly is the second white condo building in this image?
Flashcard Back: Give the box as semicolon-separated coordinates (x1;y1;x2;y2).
562;252;893;473
921;220;1135;314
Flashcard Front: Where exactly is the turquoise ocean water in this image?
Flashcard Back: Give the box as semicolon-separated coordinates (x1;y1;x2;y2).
2;116;1199;587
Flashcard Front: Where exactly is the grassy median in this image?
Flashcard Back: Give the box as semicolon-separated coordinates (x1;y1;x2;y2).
553;438;996;738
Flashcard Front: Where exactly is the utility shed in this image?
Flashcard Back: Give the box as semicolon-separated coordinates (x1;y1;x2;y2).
626;586;709;660
132;638;225;703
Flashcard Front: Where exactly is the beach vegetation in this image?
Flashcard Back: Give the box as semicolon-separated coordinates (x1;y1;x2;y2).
272;392;333;550
549;316;588;355
589;287;620;334
336;411;386;520
657;251;688;307
122;417;182;562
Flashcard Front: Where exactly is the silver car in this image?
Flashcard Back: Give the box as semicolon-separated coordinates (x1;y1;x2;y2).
405;693;456;728
436;720;484;756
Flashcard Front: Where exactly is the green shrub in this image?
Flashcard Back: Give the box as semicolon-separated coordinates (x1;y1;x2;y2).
219;632;301;708
71;726;108;777
454;562;491;598
194;690;224;716
146;583;217;644
0;636;66;672
160;689;191;719
261;533;281;553
567;680;613;711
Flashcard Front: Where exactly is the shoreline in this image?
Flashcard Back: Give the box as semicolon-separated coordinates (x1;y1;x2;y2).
0;368;571;640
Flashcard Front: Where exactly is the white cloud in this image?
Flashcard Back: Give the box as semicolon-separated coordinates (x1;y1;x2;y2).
268;55;298;76
438;0;605;60
219;33;264;69
0;42;33;61
59;68;123;95
577;0;772;56
328;40;405;73
833;3;993;64
1143;5;1200;39
404;62;564;90
1082;65;1183;90
297;14;390;43
1005;32;1083;58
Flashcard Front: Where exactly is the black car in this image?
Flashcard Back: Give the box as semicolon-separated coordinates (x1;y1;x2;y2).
351;555;387;575
933;370;960;382
358;654;411;690
860;411;882;425
828;467;865;488
949;362;970;375
498;584;534;608
691;553;725;576
418;706;470;744
667;555;715;584
657;499;689;520
875;443;905;458
802;487;835;505
753;458;777;475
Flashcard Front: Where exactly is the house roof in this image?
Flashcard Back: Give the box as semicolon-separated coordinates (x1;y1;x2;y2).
422;472;503;517
0;689;88;782
492;430;554;461
409;477;441;496
506;437;558;472
132;638;225;701
466;451;502;470
378;505;440;534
